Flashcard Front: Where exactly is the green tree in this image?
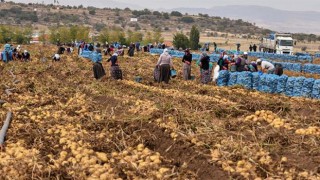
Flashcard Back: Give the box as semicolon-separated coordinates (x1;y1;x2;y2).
153;11;161;16
143;31;153;44
170;11;182;17
180;17;194;23
98;28;109;44
39;30;47;44
189;25;200;50
153;28;164;43
0;26;13;43
173;32;189;50
162;12;170;19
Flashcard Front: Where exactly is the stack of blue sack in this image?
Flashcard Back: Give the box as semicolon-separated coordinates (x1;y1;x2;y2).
301;78;315;98
252;72;260;90
209;54;220;62
293;77;305;97
228;72;238;86
81;50;92;59
312;80;320;99
248;52;312;63
285;77;296;96
303;64;320;74
276;75;288;93
258;74;278;93
236;71;252;89
292;63;302;72
217;70;229;86
192;54;201;60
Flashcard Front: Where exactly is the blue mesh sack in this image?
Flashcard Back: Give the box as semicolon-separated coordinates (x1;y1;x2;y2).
228;72;238;86
258;74;278;93
217;70;229;86
91;52;102;63
292;63;302;72
236;72;253;89
276;75;288;94
301;78;315;98
285;77;296;96
303;64;320;74
252;72;260;90
293;77;305;97
312;80;320;99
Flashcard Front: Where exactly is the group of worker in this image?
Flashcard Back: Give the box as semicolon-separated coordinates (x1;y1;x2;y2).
0;44;31;62
218;52;283;75
154;48;284;85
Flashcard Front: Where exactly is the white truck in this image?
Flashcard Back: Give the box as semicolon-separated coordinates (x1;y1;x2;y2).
260;33;294;55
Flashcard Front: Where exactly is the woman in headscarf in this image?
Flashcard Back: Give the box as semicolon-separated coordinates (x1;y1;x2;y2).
107;52;122;80
200;52;211;84
92;49;106;80
128;43;135;57
182;49;192;80
156;49;174;84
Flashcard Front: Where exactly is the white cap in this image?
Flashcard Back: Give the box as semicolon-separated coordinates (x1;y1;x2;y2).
163;48;168;53
24;50;28;53
223;55;228;60
244;52;248;55
256;59;262;63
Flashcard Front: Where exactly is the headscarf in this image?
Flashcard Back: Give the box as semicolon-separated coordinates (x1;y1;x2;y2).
223;55;228;60
185;48;190;54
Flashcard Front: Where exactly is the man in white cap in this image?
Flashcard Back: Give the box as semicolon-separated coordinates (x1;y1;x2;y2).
22;50;30;61
52;53;60;61
243;52;249;64
256;59;275;74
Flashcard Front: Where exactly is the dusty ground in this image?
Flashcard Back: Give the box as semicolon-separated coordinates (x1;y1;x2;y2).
0;45;320;179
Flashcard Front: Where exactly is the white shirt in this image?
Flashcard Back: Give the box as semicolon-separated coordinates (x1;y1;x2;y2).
261;61;275;70
54;54;60;59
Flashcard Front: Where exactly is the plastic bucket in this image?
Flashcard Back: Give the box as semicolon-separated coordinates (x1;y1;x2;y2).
171;69;177;78
135;76;142;83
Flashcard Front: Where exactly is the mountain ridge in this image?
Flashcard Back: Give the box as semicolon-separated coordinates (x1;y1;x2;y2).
164;5;320;34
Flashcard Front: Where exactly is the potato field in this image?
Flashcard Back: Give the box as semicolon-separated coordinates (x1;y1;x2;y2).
0;45;320;179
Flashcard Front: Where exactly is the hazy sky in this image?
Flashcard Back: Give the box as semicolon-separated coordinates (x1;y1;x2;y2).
10;0;320;11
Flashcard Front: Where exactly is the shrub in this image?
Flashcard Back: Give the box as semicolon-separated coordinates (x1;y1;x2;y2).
173;32;189;50
180;17;194;23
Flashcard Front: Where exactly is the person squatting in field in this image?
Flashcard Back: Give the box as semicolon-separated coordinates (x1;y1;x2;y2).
256;59;283;76
182;48;192;80
156;48;174;84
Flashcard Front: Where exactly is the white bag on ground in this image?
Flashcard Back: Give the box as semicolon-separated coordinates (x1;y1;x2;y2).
213;65;220;82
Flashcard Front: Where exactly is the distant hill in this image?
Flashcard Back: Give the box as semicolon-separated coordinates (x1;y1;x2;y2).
169;5;320;34
0;2;271;37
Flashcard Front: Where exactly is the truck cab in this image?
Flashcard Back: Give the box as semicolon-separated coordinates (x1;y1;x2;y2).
276;36;293;55
261;33;294;55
